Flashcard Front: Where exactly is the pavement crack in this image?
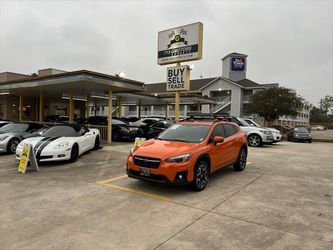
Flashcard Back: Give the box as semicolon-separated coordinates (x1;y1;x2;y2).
210;212;333;244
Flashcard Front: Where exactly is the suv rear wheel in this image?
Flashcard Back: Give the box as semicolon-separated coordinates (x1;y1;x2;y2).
191;160;209;191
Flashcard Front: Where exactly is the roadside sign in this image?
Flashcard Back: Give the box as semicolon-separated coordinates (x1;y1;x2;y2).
166;65;190;91
157;22;203;65
18;146;30;173
18;145;39;174
133;137;146;148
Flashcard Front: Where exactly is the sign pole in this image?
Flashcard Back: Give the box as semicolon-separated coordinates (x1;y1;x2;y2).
175;62;181;122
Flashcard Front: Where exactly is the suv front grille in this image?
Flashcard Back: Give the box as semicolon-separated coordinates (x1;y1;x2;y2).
133;155;161;168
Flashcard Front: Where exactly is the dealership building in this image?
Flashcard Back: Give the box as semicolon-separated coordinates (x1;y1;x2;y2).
0;52;310;142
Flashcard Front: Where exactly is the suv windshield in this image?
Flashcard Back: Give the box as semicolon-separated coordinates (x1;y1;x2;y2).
157;124;211;143
0;123;29;133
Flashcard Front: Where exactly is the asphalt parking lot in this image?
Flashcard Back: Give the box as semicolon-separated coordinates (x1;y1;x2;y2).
0;141;332;249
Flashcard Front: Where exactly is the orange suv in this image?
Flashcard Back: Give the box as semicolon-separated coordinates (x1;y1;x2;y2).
127;118;248;191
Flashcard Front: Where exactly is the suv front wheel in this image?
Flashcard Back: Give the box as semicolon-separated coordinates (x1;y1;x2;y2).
191;160;209;191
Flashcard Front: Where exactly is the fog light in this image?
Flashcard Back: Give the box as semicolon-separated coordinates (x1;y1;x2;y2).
178;175;183;180
58;154;65;158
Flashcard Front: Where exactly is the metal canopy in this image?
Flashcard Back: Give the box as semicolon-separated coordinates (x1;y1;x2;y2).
0;70;145;97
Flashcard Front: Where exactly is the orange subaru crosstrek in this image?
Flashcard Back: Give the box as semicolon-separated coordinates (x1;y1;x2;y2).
127;119;248;191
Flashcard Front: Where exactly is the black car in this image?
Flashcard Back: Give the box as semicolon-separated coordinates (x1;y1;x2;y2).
85;116;142;141
143;120;174;139
44;115;69;123
120;116;140;123
287;127;312;143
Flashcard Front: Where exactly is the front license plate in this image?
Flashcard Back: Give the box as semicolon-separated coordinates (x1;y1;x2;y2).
139;168;151;177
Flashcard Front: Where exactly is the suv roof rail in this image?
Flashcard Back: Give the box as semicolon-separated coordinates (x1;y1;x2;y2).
182;112;224;122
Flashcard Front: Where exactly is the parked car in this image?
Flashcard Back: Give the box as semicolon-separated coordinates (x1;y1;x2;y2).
16;124;100;162
44;115;69;123
0;123;46;154
243;118;281;143
129;117;165;127
221;116;274;147
85;116;142;141
142;120;174;139
120;116;140;123
127;119;248;191
287;127;312;143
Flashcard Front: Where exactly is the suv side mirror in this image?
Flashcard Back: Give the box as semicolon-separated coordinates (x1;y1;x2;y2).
213;136;224;145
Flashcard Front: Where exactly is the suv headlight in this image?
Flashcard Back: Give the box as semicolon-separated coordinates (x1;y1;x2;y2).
0;136;8;141
259;130;271;135
166;153;192;163
54;142;70;149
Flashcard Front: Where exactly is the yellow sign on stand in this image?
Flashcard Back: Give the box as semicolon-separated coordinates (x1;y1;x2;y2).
18;145;39;174
18;146;30;174
133;137;146;148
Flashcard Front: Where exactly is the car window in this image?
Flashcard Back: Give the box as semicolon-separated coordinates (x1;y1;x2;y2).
210;124;226;139
223;124;238;137
151;122;164;128
294;127;308;133
42;126;79;137
112;119;126;125
0;123;29;133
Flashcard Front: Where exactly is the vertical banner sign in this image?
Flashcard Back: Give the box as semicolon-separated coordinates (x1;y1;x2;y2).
158;22;203;65
166;65;190;91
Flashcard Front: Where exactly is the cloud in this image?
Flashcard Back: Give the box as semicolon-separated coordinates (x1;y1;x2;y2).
0;0;332;105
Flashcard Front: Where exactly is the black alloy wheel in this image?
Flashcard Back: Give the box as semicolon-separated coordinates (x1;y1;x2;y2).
233;148;247;171
192;160;209;191
7;138;20;154
70;144;79;162
93;136;100;150
248;134;262;147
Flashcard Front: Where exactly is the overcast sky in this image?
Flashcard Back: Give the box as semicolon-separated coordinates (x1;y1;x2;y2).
0;0;332;105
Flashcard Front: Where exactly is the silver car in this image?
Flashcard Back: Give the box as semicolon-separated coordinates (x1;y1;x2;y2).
0;123;46;154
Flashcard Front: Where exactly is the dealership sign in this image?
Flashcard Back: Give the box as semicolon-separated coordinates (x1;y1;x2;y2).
231;57;245;71
158;22;203;65
166;65;190;91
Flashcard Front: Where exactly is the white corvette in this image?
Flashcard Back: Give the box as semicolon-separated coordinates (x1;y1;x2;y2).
16;125;100;162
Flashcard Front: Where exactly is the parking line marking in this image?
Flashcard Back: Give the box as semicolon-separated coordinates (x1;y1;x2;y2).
102;183;172;202
247;162;252;165
97;175;127;185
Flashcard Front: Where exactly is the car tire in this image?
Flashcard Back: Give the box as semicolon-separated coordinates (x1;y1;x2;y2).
191;160;209;191
69;144;79;162
233;147;247;171
248;134;262;147
93;136;100;150
308;139;312;143
7;138;20;154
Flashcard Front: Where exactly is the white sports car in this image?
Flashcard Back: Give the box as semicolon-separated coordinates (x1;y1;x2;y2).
16;125;100;162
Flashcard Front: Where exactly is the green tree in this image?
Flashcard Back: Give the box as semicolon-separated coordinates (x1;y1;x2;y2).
245;87;304;121
319;95;333;115
310;106;329;123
